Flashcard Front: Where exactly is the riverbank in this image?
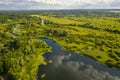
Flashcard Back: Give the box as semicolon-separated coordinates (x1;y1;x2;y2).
0;36;51;80
34;14;120;69
38;38;120;80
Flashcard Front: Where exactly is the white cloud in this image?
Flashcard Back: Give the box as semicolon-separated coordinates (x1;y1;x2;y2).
67;0;120;9
26;0;61;5
0;0;120;10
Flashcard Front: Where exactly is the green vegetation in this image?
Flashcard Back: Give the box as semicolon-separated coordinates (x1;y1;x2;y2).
33;10;120;69
40;15;120;69
0;10;120;80
0;12;50;80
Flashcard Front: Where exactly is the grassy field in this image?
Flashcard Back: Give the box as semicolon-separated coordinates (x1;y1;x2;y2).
36;15;120;69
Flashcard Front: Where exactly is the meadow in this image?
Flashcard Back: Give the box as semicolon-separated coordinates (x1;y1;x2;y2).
37;15;120;69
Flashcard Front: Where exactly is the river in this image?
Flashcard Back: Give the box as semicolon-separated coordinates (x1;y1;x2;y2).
37;38;120;80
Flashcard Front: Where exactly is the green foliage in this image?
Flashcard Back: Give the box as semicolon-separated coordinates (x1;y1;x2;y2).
45;28;68;37
37;12;120;69
0;12;50;80
0;10;120;80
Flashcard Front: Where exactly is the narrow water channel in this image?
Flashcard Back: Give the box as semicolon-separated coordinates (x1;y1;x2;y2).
37;38;120;80
41;19;44;25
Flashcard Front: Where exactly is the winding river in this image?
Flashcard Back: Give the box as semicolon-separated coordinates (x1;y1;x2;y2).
37;38;120;80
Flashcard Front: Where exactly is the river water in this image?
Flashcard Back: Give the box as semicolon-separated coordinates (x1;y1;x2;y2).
41;19;44;25
37;38;120;80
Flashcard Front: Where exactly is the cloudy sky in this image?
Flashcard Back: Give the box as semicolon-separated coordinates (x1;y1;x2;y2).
0;0;120;10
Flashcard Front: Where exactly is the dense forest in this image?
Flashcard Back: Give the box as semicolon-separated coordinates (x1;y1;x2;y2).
0;9;120;80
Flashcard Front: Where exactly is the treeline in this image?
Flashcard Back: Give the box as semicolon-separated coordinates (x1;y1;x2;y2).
45;28;68;37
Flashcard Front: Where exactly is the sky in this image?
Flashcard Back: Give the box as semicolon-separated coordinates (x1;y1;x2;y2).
0;0;120;10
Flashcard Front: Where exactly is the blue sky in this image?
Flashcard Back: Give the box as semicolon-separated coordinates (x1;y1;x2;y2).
0;0;120;10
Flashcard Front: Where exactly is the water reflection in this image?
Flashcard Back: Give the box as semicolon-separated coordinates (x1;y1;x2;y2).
37;39;120;80
41;19;44;25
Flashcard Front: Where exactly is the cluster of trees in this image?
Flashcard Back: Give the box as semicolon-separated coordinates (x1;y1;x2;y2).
0;37;50;80
0;12;51;80
45;28;68;37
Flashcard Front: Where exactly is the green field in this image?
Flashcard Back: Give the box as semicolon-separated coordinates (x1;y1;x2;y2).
0;10;120;80
36;15;120;68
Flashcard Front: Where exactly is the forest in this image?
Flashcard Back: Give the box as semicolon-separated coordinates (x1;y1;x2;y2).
0;9;120;80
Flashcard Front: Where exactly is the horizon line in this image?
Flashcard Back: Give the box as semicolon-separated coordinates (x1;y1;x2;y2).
0;8;120;11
